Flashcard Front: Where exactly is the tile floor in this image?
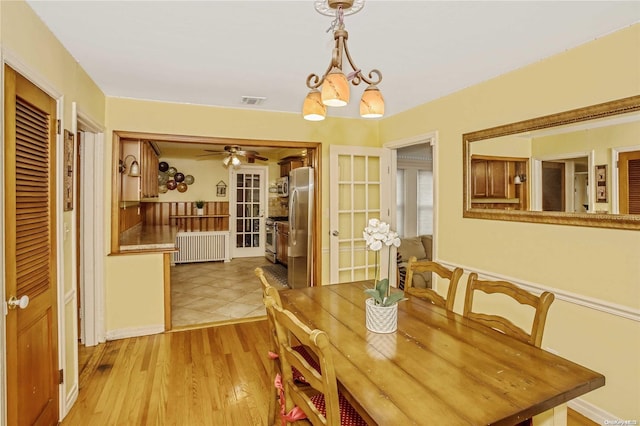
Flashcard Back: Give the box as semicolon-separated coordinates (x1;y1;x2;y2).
170;256;285;328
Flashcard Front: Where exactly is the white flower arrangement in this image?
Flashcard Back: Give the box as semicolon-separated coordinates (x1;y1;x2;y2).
362;218;405;307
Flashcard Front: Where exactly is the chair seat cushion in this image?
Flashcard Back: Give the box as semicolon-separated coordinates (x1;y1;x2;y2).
310;392;367;426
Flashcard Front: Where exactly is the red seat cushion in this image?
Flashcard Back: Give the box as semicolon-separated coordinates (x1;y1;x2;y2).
309;392;367;426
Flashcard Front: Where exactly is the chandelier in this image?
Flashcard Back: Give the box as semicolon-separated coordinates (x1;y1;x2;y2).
302;0;384;121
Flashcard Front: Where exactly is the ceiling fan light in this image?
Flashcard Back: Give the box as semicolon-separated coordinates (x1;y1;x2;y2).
360;84;384;118
223;156;231;167
303;89;327;121
321;68;349;107
231;155;241;166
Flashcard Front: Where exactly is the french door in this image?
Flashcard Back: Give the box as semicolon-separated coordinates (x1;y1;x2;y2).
329;146;391;284
230;166;267;257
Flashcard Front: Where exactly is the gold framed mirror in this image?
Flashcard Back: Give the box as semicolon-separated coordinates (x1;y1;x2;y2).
463;95;640;230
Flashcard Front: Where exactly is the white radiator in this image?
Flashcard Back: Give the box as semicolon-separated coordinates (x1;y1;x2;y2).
172;231;230;264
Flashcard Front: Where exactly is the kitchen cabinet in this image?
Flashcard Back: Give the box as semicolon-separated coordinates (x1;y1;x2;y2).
121;139;159;201
471;158;514;199
278;156;306;178
276;221;289;266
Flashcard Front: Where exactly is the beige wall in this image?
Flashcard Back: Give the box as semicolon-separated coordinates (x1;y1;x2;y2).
380;23;640;420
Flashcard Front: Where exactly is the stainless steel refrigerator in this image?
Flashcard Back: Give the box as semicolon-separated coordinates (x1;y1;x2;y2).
288;166;314;288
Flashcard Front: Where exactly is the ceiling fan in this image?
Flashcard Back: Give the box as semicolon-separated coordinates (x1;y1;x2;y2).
198;145;268;167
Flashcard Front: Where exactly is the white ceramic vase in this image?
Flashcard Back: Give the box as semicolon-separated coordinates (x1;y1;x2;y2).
196;208;204;216
365;298;398;333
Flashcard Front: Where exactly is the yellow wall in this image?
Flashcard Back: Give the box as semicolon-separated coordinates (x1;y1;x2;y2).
3;0;639;420
155;157;231;202
380;23;640;420
1;0;106;420
105;98;380;335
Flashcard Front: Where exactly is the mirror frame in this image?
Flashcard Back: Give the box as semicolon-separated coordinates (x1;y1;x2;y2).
463;95;640;230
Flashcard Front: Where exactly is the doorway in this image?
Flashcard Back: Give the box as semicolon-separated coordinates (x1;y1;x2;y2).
110;132;321;329
542;161;565;211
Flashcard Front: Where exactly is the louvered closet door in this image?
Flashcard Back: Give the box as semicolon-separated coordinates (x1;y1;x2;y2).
619;150;640;214
4;65;59;426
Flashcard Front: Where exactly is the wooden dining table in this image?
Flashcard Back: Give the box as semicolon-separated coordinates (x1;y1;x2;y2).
279;281;605;426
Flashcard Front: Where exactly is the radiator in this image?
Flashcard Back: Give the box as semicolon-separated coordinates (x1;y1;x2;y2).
172;231;230;264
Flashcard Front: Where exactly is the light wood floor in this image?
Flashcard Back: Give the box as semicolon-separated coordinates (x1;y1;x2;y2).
66;320;597;426
64;321;272;425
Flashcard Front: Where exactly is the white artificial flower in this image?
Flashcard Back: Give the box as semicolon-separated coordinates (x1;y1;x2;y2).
363;219;401;252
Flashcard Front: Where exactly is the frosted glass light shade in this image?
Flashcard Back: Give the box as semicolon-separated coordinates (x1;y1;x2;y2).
360;85;384;118
231;156;241;166
321;68;349;107
128;160;141;176
302;89;326;121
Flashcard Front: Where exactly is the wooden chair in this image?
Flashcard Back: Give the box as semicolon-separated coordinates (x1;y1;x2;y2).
463;272;555;348
256;267;320;425
404;256;463;311
255;267;284;426
268;301;367;426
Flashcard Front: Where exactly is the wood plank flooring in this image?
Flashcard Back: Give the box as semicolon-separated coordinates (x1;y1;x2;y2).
64;321;272;425
66;320;597;426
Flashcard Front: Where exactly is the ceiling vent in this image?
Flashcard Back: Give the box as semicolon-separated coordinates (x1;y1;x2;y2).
241;96;267;106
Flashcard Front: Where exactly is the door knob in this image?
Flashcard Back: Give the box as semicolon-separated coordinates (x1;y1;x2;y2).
7;295;29;310
332;230;339;236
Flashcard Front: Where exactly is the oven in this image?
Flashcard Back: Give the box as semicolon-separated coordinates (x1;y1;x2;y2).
265;218;277;263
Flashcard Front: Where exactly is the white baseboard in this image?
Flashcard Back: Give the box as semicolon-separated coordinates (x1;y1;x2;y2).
569;398;617;424
61;383;78;421
105;325;164;341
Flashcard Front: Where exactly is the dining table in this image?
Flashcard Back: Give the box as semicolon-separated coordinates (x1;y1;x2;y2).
279;281;605;426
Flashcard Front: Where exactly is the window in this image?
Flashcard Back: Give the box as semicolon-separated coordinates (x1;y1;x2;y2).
396;170;405;237
418;170;433;235
396;143;433;237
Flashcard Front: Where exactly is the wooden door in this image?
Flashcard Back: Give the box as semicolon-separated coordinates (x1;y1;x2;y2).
4;65;59;426
619;150;640;214
542;161;565;211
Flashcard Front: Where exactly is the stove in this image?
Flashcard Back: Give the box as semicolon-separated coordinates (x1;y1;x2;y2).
265;216;289;263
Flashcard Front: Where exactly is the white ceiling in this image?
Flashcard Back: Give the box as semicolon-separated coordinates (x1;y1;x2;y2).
26;1;639;121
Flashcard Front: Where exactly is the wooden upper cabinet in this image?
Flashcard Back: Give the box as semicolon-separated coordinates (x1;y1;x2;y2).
471;158;514;199
279;156;306;177
121;140;159;201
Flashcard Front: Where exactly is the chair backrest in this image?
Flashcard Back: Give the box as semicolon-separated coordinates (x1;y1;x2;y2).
256;267;283;307
268;302;340;426
462;272;555;347
405;257;463;311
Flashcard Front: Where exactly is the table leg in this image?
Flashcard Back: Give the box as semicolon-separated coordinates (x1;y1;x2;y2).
533;403;568;426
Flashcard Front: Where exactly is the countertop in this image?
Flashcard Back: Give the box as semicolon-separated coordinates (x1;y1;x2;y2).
119;225;178;252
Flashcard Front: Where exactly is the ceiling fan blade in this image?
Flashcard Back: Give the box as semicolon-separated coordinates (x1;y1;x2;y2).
253;155;269;161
